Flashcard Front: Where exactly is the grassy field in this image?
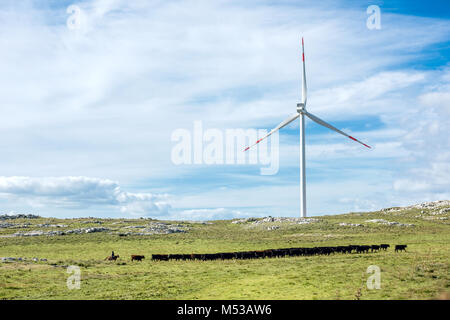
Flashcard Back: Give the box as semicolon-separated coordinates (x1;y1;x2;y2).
0;203;449;300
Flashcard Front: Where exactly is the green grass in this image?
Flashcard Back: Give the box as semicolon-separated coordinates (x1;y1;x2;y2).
0;206;449;299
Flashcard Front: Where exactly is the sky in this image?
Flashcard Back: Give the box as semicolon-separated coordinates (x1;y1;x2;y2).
0;0;449;220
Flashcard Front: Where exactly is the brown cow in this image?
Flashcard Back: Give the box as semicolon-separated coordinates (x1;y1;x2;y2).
131;255;145;261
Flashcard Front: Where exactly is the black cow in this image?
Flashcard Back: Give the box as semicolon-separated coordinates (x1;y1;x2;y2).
371;245;380;252
241;251;256;259
131;255;145;261
272;249;288;257
316;247;332;255
356;245;370;253
254;251;266;258
336;246;347;254
201;253;219;261
395;245;407;252
152;254;169;261
263;249;274;258
233;252;243;259
288;248;303;257
219;253;234;260
380;244;390;251
344;246;354;254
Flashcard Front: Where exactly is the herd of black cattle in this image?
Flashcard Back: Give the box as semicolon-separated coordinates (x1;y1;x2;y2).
151;244;407;261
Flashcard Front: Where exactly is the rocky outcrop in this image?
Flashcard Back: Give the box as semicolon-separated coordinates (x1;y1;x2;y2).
339;222;363;227
10;227;110;237
36;224;68;228
382;200;450;213
115;222;189;236
233;217;319;225
232;217;258;224
80;220;103;224
0;214;40;220
252;217;319;225
365;219;414;227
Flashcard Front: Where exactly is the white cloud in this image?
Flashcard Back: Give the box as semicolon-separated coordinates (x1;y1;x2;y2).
310;71;426;118
0;176;170;216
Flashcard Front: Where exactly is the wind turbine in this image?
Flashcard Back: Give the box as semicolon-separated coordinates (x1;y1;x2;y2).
244;38;371;218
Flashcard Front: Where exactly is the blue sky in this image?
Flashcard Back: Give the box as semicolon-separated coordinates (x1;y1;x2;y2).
0;0;449;219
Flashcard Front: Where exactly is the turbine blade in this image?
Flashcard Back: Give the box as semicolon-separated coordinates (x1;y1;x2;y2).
301;37;307;105
304;111;371;149
244;113;299;151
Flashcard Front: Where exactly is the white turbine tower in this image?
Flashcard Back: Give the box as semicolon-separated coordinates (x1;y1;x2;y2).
244;38;371;217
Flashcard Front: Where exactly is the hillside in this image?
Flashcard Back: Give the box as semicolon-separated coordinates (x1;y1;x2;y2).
0;200;449;299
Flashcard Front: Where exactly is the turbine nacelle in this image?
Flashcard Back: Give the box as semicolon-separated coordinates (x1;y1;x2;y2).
296;103;306;113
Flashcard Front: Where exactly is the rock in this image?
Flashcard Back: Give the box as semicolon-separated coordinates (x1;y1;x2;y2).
117;222;189;235
0;223;14;228
339;222;363;227
232;218;257;224
432;208;450;215
10;227;110;237
366;219;414;227
84;227;109;233
47;231;65;236
80;220;103;224
366;219;388;223
1;257;18;262
13;230;45;237
413;200;450;209
36;224;68;228
296;218;319;224
382;200;450;212
246;217;320;225
0;214;40;220
0;223;31;229
239;217;320;229
381;207;402;213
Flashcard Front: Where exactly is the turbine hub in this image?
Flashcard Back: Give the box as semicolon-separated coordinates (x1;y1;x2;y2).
297;103;306;114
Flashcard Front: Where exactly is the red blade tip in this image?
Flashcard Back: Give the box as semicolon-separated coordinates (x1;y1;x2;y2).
349;136;371;149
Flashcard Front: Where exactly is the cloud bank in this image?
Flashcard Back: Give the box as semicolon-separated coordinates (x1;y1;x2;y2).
0;176;170;217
